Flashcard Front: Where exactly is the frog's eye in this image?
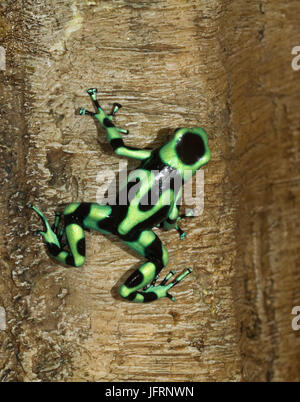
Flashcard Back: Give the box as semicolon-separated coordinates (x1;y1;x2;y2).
175;132;205;165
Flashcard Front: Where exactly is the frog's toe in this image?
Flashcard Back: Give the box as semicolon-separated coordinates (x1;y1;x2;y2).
176;225;186;240
110;102;122;116
160;269;175;286
143;268;192;302
164;267;192;288
58;227;65;241
166;293;176;302
179;209;195;219
77;107;95;117
116;127;129;135
87;88;97;95
168;267;193;289
33;230;44;236
179;231;186;240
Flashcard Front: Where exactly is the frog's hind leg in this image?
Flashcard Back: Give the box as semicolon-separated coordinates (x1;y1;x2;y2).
119;230;192;303
28;203;86;267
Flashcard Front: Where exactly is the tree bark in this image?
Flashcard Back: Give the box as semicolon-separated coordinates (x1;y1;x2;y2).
0;0;299;381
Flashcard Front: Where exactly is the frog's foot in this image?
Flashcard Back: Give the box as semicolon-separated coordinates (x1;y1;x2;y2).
80;89;129;135
174;209;195;240
157;219;184;237
51;211;61;233
143;267;193;302
28;203;61;248
176;225;186;240
107;102;129;135
58;227;66;247
87;87;98;100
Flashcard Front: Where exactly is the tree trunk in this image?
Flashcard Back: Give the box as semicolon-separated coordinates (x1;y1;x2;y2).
0;0;299;381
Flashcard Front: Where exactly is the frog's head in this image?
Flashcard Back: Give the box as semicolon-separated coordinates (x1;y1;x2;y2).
160;127;211;180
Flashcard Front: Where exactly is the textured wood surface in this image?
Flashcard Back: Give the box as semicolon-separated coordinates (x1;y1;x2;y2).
0;0;299;381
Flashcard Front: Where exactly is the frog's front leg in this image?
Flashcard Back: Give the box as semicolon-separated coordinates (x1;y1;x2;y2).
79;88;152;161
159;218;187;240
175;208;196;239
119;230;192;303
158;203;191;240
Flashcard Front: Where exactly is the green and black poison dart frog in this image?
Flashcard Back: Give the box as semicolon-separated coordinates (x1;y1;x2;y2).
29;88;211;303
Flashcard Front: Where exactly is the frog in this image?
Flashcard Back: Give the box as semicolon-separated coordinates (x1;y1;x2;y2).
28;88;211;303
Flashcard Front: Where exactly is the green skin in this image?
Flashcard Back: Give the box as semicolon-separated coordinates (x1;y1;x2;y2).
29;88;211;303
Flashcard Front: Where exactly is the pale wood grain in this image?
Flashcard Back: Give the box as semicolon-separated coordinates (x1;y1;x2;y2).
0;0;299;381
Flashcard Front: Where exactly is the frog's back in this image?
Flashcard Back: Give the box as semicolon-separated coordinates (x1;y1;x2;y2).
111;149;182;237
